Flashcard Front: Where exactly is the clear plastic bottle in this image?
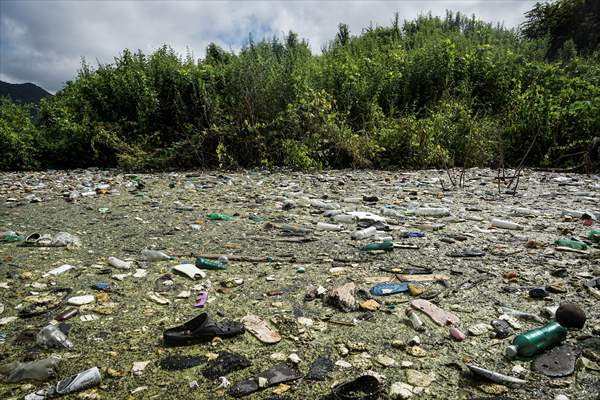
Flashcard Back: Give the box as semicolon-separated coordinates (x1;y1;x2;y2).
107;256;131;269
316;222;343;231
332;214;357;224
351;226;377;240
413;207;450;217
24;367;101;400
491;218;523;230
36;325;73;349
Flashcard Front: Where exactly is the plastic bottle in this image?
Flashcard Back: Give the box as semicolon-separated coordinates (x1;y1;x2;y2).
351;226;377;240
588;229;600;243
141;249;174;261
360;240;394;252
1;231;24;242
413;207;450;217
195;257;226;270
207;213;232;221
491;218;523;230
307;199;338;210
323;209;344;217
561;209;596;220
1;357;60;383
380;208;402;218
415;223;445;232
332;214;357;224
36;325;73;349
511;208;538;217
505;321;567;358
107;256;131;269
24;367;101;400
316;222;343;231
554;239;588;251
406;309;425;331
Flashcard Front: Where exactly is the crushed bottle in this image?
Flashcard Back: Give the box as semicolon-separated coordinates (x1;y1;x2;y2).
36;325;73;350
24;366;101;399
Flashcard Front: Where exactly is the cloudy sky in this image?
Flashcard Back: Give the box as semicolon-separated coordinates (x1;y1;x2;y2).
0;0;538;93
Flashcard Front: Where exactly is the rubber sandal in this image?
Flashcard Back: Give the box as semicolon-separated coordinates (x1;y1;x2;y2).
163;312;244;346
228;363;301;397
370;282;410;296
194;291;208;308
18;288;72;318
411;299;459;326
332;375;382;400
159;355;207;371
307;356;334;381
447;248;485;257
241;314;281;344
202;351;251;379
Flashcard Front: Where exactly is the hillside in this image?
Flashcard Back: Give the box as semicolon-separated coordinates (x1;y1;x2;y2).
0;80;52;103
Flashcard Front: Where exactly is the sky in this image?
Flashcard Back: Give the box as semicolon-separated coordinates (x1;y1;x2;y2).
0;0;538;93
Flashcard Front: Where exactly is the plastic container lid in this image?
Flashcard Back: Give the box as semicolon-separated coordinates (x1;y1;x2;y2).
505;345;518;358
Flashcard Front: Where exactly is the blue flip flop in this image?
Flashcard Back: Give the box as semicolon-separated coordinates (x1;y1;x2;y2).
370;282;410;296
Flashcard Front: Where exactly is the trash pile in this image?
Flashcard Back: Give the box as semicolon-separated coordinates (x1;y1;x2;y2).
0;168;599;399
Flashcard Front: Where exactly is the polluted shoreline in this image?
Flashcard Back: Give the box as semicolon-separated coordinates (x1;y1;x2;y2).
0;168;599;400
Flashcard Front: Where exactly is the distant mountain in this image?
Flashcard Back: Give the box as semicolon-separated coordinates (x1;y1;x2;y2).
0;80;52;103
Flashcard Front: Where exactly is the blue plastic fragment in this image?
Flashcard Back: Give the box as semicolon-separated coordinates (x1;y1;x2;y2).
407;231;425;238
370;282;411;296
91;283;110;291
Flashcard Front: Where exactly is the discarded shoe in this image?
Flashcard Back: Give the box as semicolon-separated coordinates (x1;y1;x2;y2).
159;355;207;371
194;291;208;308
228;363;300;397
332;374;382;400
370;282;410;296
163;313;244;346
447;248;485;257
202;351;251;379
241;314;281;344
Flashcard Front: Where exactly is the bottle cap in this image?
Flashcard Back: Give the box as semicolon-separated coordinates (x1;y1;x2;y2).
505;345;518;358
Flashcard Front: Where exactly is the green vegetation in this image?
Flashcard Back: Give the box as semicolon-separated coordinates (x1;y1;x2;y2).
1;1;599;171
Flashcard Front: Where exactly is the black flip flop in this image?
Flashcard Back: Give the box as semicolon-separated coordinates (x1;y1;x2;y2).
228;363;301;397
163;313;244;346
332;375;382;400
202;351;251;379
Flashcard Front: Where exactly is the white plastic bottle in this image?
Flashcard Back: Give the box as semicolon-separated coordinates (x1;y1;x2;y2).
414;207;450;217
316;222;343;231
491;218;523;230
332;214;358;224
141;249;173;261
351;226;377;240
107;256;132;269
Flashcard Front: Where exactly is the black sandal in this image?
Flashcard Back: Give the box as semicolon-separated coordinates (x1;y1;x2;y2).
332;375;382;400
163;313;244;346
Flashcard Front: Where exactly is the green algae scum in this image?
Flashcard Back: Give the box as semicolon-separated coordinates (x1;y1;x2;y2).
0;169;599;399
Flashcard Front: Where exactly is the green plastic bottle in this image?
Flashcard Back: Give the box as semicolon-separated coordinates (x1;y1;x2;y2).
207;213;232;221
195;257;226;270
554;239;588;250
361;240;394;252
505;321;567;358
588;229;600;243
1;232;24;242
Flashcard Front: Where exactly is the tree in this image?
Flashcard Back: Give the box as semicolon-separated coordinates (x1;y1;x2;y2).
522;0;600;59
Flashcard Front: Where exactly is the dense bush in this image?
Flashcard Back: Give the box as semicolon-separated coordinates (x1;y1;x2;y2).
1;3;599;171
0;98;40;170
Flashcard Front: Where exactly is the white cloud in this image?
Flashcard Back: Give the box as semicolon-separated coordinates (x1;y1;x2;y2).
0;0;537;92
